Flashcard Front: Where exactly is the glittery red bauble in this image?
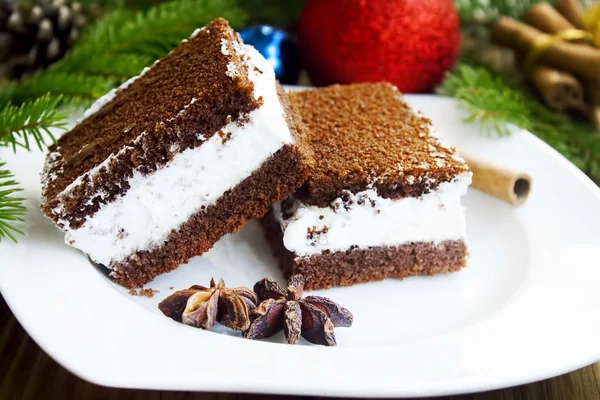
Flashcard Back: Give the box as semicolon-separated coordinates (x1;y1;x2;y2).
298;0;460;93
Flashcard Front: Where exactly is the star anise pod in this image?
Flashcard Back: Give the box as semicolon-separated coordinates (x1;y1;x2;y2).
243;275;353;346
158;278;258;331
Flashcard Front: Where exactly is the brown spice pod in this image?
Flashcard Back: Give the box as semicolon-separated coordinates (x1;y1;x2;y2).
463;152;532;206
555;0;585;29
526;64;586;112
492;17;600;80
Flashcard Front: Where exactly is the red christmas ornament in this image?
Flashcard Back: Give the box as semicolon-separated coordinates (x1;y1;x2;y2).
298;0;460;93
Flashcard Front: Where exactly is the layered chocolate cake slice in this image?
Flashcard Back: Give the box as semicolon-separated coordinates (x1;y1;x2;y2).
41;18;312;288
264;83;471;290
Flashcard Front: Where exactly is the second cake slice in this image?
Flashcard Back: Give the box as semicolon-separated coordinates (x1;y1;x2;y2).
264;83;472;290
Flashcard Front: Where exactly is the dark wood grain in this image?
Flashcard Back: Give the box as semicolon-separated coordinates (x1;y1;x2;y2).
1;295;598;400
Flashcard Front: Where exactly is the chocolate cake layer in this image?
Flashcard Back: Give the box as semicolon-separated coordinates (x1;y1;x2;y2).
42;18;258;229
262;210;467;290
114;143;309;288
288;83;469;206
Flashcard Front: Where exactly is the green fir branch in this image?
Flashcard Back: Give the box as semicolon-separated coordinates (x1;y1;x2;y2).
59;0;248;72
91;0;167;8
241;0;305;28
438;63;600;181
2;0;248;109
0;163;27;243
113;0;248;56
56;53;154;79
0;95;68;152
0;73;117;107
437;63;531;136
455;0;558;23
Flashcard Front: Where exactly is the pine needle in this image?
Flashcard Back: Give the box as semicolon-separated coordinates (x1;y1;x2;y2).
455;0;558;23
113;0;248;57
0;72;117;107
240;0;305;28
2;0;248;108
0;95;68;152
438;63;600;181
60;0;248;72
91;0;164;8
56;53;154;79
437;64;531;136
0;163;26;243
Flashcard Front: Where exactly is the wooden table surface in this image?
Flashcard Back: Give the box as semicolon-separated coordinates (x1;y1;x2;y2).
1;295;598;400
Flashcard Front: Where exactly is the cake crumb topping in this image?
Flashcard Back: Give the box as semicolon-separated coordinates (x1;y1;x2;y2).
128;288;159;298
289;83;469;205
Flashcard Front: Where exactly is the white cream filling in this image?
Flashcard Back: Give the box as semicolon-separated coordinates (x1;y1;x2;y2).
65;44;292;266
275;173;471;256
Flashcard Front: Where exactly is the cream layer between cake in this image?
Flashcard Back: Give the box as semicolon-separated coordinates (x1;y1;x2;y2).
274;172;472;256
57;43;292;266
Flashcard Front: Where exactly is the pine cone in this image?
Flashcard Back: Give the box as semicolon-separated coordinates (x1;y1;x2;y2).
0;0;87;79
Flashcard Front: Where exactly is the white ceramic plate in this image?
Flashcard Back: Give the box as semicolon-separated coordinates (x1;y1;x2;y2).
1;95;599;398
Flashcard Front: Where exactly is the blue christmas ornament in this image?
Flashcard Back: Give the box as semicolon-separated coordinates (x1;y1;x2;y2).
240;25;301;85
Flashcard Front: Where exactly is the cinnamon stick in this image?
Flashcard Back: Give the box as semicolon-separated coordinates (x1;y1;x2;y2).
462;152;532;206
555;0;585;29
524;4;600;111
592;106;600;132
525;2;574;34
525;2;587;111
525;2;588;44
588;81;600;131
527;64;586;112
492;17;600;80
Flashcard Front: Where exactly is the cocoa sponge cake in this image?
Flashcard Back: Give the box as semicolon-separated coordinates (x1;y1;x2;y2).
264;83;471;290
41;18;311;288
